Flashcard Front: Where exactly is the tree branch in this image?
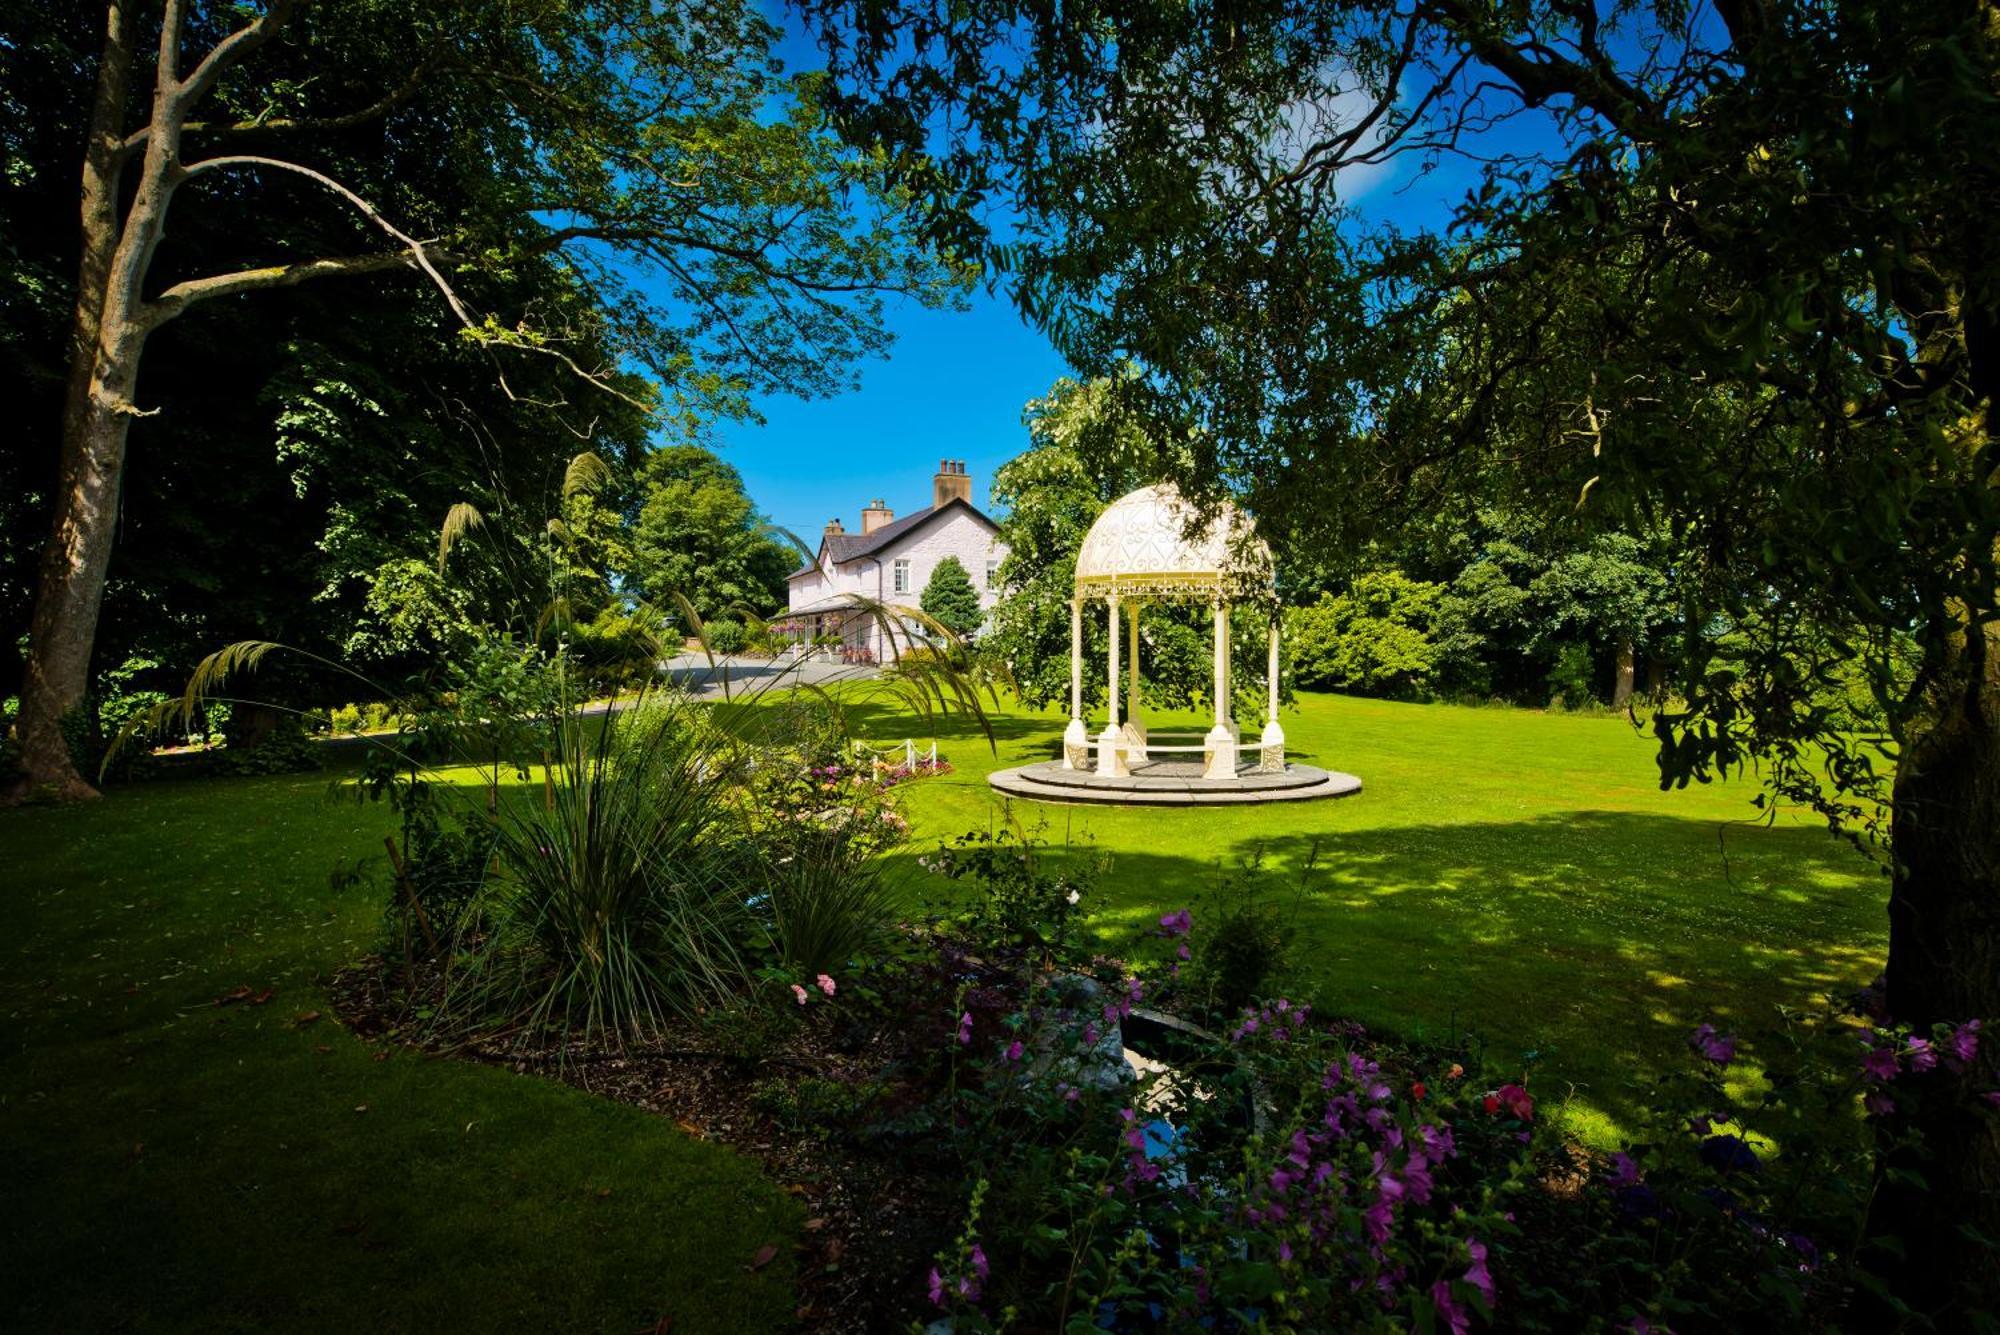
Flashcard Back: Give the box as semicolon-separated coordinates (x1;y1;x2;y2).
170;0;305;116
178;152;476;326
146;250;420;320
124;55;431;156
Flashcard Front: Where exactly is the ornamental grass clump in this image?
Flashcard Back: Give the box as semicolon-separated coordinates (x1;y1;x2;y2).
446;694;755;1047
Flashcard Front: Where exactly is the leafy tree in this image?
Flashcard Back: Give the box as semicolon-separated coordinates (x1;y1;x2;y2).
1287;571;1442;700
625;444;794;624
8;0;966;799
805;0;2000;1307
918;556;985;639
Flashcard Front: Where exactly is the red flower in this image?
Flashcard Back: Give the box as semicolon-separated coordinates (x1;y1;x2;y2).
1482;1094;1500;1115
1411;1082;1427;1101
1489;1083;1534;1121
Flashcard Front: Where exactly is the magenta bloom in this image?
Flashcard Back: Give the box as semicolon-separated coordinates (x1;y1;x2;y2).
969;1243;989;1281
956;1011;973;1045
1004;1039;1024;1062
1431;1279;1471;1335
1158;908;1193;938
1864;1089;1896;1117
790;983;809;1006
1494;1083;1534;1121
926;1267;946;1307
1948;1019;1982;1070
1689;1023;1736;1066
1861;1042;1899;1082
1606;1152;1643;1189
1904;1035;1937;1072
1465;1236;1496;1307
815;973;836;997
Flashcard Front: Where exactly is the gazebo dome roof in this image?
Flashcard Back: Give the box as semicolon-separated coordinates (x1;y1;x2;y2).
1073;482;1272;597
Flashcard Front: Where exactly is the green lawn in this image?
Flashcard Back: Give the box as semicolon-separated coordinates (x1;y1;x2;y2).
0;765;799;1334
837;688;1886;1143
1;687;1885;1329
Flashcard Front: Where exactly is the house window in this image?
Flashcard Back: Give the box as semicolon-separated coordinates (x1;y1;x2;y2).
893;558;911;595
986;560;1000;591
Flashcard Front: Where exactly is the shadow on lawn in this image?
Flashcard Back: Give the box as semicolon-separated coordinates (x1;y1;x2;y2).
882;807;1884;1138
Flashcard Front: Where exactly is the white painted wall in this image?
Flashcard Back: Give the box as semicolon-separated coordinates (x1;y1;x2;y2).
786;504;1009;660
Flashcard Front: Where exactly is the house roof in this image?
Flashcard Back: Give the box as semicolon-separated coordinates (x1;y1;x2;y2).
788;498;998;580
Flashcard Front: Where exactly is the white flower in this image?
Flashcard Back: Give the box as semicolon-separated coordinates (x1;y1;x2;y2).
1066;888;1081;905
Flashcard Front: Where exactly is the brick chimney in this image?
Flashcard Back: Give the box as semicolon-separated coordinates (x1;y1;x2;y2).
823;517;845;536
932;458;972;509
861;498;894;534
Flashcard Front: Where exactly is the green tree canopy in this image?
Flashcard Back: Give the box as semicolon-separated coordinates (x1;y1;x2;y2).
624;444;794;624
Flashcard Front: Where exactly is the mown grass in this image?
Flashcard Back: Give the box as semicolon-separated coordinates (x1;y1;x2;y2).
812;688;1887;1144
0;763;798;1334
1;687;1886;1330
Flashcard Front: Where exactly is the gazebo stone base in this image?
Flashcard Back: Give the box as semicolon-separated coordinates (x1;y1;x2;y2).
1096;725;1131;777
1062;718;1091;770
988;758;1362;807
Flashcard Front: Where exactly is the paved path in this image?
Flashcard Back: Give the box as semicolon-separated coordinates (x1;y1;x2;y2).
657;651;882;699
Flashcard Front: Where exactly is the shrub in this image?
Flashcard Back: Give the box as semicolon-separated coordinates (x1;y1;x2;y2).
1175;856;1304;1018
922;825;1100;963
1286;570;1444;698
701;618;747;654
1546;640;1598;708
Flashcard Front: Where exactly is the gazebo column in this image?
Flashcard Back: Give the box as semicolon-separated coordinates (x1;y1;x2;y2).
1123;599;1147;761
1062;597;1089;769
1097;594;1130;776
1203;598;1240;780
1259;614;1286;773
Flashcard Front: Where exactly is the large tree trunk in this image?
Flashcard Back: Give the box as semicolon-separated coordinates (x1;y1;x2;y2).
1611;637;1635;709
16;369;148;801
9;0;140;802
1871;612;2000;1319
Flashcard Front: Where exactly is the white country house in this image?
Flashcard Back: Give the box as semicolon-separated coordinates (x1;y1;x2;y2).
781;460;1008;663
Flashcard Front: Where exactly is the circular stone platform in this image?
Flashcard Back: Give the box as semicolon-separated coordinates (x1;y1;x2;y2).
988;758;1362;806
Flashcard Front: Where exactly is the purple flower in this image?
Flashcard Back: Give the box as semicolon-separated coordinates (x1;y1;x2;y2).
1861;1041;1899;1082
956;1011;973;1045
1158;908;1193;938
1948;1019;1982;1071
1176;943;1191;960
1606;1152;1643;1190
1864;1089;1896;1117
969;1243;988;1281
926;1267;945;1307
1905;1035;1938;1073
1465;1236;1496;1307
1689;1023;1736;1066
1363;1195;1394;1244
1082;1021;1100;1047
1004;1039;1024;1063
1432;1280;1471;1335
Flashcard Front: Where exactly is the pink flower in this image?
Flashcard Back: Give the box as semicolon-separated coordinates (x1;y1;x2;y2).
1861;1041;1899;1082
1493;1083;1534;1121
815;973;836;997
1158;908;1193;938
1433;1281;1470;1334
790;984;809;1006
957;1011;973;1045
1004;1039;1024;1062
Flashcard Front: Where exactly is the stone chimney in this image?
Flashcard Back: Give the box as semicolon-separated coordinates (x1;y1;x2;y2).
823;517;845;536
861;498;894;534
932;458;972;509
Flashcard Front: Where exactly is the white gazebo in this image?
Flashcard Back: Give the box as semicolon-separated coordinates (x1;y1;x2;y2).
1060;483;1284;781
